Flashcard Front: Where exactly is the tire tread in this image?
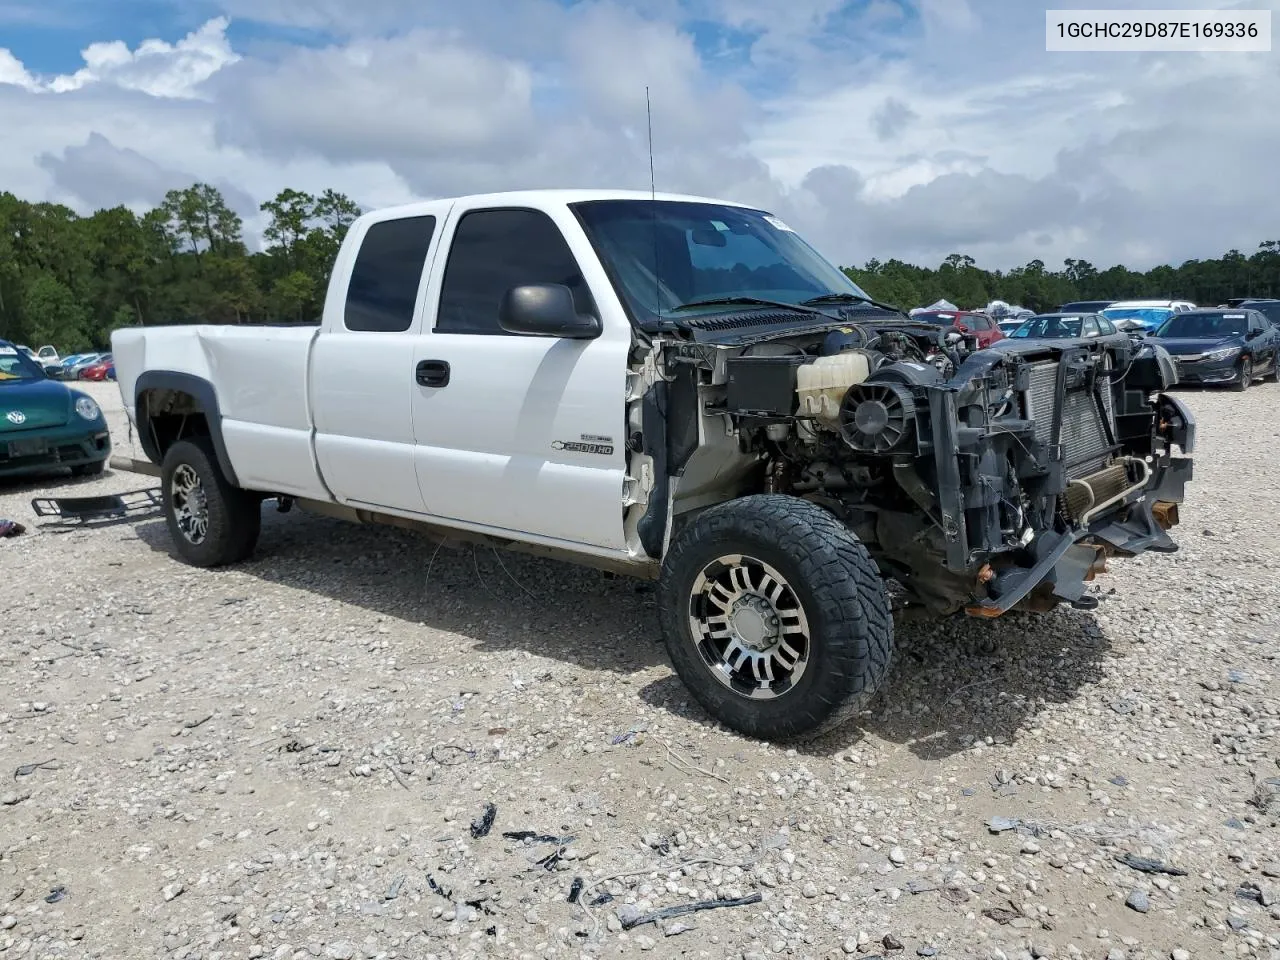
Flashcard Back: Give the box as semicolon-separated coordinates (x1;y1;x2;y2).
658;494;893;741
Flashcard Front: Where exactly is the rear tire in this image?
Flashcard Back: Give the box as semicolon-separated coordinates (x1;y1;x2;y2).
1267;356;1280;384
657;494;893;742
160;438;261;567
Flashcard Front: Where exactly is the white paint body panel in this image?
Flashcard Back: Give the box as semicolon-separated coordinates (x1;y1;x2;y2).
409;196;632;549
111;189;750;559
112;324;326;498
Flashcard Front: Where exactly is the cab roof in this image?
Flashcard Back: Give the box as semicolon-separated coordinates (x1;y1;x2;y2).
363;189;758;224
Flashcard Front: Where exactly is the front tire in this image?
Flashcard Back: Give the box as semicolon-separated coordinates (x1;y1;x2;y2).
71;460;106;478
1234;357;1253;392
657;495;893;741
160;438;261;567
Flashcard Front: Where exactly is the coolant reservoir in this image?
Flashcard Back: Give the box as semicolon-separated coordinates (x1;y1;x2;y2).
796;351;872;426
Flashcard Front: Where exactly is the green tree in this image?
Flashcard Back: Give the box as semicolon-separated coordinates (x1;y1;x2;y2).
23;273;90;348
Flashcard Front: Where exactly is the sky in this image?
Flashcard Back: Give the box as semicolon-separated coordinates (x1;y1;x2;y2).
1;0;1277;271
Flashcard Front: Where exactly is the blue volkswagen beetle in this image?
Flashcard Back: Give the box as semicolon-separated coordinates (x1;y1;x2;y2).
0;340;111;480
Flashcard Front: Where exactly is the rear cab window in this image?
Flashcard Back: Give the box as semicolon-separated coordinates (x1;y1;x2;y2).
344;215;437;332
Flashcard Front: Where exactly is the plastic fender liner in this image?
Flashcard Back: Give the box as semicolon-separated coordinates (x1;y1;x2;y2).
134;370;239;487
1156;393;1196;454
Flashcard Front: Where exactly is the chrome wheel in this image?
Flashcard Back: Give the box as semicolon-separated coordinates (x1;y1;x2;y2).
688;554;811;699
171;463;209;545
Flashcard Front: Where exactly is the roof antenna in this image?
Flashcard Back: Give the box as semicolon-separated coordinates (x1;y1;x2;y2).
646;85;662;319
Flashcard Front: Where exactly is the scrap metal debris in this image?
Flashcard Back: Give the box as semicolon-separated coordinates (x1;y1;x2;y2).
44;886;67;904
619;892;762;930
0;519;25;538
30;488;161;525
503;831;574;845
1115;853;1187;876
470;803;497;839
14;758;57;780
426;875;452;901
535;847;568;872
567;877;584;904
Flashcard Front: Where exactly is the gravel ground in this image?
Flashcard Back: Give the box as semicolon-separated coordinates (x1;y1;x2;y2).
1;380;1277;960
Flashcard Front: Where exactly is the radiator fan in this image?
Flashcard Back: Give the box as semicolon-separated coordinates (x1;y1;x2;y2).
839;381;917;453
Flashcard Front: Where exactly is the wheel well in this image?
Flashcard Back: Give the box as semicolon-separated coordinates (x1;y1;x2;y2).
138;388;212;459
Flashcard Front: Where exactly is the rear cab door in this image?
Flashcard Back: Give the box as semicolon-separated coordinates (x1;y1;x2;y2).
409;197;632;553
310;203;451;513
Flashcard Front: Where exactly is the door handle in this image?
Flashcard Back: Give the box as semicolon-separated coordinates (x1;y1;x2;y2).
416;359;450;388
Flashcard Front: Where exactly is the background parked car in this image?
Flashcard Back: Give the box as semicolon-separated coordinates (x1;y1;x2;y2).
1230;298;1280;327
1148;307;1278;391
1000;312;1124;344
80;355;115;381
1100;299;1196;333
996;318;1025;336
64;353;106;380
46;354;89;379
1058;299;1114;312
0;339;111;480
912;310;1005;347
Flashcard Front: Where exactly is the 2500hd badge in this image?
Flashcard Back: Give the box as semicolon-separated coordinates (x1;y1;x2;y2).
551;435;615;455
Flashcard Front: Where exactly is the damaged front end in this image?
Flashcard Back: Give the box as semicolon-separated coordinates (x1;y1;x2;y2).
941;340;1193;617
654;313;1194;619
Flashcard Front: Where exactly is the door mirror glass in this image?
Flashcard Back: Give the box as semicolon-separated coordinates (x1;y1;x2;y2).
499;284;602;339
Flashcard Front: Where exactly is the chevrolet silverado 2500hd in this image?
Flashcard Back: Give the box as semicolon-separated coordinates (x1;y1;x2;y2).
112;189;1195;741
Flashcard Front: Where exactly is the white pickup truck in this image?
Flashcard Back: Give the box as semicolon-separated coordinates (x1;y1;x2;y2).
113;189;1195;741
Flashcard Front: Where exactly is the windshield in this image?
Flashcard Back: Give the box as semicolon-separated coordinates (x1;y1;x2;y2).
571;199;872;324
1155;313;1247;338
1101;307;1173;328
0;346;45;383
1011;315;1082;339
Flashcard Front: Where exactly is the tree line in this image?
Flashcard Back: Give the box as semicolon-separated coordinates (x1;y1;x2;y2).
0;184;360;351
843;247;1280;314
2;181;1278;351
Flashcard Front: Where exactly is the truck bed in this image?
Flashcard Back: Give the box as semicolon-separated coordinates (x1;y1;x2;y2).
113;325;329;498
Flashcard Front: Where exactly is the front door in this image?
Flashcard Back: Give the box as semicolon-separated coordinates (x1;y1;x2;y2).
410;204;631;551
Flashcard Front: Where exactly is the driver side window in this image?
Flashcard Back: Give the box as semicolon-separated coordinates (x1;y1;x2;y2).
436;209;596;335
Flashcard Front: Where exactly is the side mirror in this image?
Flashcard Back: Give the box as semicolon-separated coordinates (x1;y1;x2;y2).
498;284;601;339
1246;328;1262;340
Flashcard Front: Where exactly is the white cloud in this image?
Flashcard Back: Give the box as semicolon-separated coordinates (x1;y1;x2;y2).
0;47;37;90
0;1;1278;275
6;17;238;98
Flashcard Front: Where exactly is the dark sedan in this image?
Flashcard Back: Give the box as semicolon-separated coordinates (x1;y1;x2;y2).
1148;308;1278;391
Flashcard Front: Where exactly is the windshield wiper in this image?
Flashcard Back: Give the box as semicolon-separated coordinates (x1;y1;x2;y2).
670;296;828;317
800;292;904;314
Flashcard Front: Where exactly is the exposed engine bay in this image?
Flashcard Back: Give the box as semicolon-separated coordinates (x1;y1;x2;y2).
634;309;1195;617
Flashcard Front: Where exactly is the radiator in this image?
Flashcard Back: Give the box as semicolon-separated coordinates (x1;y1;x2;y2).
1024;360;1114;478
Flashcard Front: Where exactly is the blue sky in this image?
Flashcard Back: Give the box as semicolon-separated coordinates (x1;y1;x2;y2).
1;0;1278;270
